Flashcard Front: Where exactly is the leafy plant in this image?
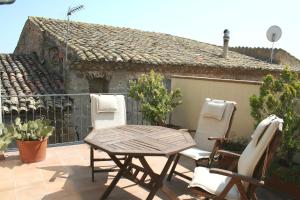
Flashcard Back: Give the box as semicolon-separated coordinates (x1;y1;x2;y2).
129;70;182;125
250;67;300;164
0;124;13;151
8;118;54;141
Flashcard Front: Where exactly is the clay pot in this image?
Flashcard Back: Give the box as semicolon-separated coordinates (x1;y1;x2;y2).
266;173;300;199
0;151;5;161
17;139;48;163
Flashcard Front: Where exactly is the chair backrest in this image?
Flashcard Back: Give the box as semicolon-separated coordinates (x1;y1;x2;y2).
194;98;237;152
90;94;126;129
237;115;283;184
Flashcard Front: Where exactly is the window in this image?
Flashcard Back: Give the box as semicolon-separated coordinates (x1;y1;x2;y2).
88;78;109;93
164;78;171;91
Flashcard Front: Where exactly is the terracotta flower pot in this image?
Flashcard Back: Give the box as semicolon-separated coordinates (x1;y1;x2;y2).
0;151;5;161
17;139;48;163
266;173;300;199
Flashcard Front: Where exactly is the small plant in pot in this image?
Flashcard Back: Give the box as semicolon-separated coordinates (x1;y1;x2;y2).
9;118;54;163
0;124;13;160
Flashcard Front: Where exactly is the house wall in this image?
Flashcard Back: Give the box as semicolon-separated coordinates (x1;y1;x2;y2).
170;75;261;139
14;18;66;76
14;19;44;59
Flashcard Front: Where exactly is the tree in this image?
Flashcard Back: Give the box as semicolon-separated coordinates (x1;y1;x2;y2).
129;70;182;125
250;67;300;164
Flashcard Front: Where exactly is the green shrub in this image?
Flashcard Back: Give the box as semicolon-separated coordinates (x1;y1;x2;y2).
129;70;182;125
250;67;300;163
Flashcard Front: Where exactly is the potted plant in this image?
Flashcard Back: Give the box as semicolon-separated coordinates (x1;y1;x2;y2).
249;67;300;197
0;124;13;160
8;118;54;163
129;70;182;126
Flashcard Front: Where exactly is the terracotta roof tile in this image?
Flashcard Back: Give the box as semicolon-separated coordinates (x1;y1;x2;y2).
27;17;294;72
0;53;68;113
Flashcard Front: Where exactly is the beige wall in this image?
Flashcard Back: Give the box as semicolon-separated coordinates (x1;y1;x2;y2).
171;76;261;139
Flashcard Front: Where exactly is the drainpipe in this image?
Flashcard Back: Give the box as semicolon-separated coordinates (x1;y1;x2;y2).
223;29;230;58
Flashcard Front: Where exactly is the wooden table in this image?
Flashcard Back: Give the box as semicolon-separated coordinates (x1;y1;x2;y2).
84;125;196;200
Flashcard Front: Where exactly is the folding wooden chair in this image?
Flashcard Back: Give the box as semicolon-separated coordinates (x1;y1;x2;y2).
189;115;283;200
88;94;127;182
168;98;237;181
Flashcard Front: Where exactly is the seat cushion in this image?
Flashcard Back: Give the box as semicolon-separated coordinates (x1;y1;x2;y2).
194;98;236;152
189;167;240;200
180;147;211;160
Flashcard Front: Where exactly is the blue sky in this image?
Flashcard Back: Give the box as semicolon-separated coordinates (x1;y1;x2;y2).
1;0;300;59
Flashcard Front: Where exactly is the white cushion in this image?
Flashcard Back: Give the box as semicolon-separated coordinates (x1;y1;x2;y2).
96;95;118;112
180;147;211;160
90;94;126;129
202;101;226;120
238;115;283;186
189;167;240;200
194;98;236;152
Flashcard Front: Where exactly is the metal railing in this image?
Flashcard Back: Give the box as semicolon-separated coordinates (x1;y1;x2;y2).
2;93;148;147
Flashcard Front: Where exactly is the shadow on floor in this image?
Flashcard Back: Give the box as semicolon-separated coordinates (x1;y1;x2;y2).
39;164;189;200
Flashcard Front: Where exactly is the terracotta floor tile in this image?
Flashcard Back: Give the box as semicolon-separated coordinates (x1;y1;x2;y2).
14;167;42;179
15;184;47;200
0;144;289;200
0;180;15;193
15;174;44;188
0;166;14;181
0;189;15;200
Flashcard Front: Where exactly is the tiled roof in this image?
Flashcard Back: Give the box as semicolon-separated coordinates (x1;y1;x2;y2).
230;47;300;67
0;54;68;113
27;17;293;72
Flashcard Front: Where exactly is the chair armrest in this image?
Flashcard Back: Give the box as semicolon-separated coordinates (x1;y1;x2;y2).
208;137;228;141
209;168;264;186
179;129;189;132
217;150;241;159
179;129;196;134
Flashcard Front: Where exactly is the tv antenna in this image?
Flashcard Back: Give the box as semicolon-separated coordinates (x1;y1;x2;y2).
266;25;282;63
63;4;84;85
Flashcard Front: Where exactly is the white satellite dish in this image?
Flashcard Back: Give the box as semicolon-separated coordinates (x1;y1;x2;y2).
266;25;282;63
266;25;282;42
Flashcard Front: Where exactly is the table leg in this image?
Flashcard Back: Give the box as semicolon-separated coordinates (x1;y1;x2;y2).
99;155;132;200
138;155;177;200
90;146;95;182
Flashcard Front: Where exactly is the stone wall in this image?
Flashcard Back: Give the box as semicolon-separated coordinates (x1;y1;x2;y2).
68;61;278;95
14;18;66;76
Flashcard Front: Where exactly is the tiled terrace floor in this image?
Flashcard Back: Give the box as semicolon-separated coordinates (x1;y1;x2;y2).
0;144;293;200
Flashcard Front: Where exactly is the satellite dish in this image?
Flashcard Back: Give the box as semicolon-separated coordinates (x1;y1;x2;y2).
266;25;282;63
266;25;282;42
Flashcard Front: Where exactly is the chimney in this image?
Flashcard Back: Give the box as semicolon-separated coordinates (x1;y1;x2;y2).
223;29;230;58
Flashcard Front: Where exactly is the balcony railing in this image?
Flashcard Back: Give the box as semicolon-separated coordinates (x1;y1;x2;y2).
1;93;151;148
